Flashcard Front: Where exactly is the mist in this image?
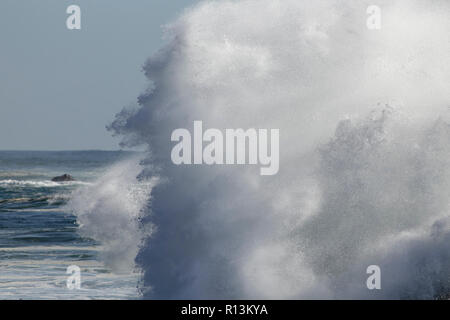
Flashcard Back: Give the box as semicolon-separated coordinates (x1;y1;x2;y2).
74;0;450;299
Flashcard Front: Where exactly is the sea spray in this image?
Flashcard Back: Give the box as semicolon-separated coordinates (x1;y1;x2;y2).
66;157;158;274
106;0;450;298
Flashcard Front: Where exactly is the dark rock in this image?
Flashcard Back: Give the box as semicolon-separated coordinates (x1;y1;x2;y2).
51;174;75;182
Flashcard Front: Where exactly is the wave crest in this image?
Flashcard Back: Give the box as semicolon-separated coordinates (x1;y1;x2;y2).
107;0;450;298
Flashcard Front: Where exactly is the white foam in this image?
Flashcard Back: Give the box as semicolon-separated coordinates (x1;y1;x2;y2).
105;0;450;299
0;179;91;188
66;157;158;274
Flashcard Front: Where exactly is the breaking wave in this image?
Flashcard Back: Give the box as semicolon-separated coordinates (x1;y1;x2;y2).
101;0;450;298
0;180;90;188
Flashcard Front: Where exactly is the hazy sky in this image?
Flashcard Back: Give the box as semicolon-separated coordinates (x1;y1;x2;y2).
0;0;199;150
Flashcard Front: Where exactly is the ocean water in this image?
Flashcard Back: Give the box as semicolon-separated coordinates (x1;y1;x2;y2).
2;0;449;300
0;151;141;299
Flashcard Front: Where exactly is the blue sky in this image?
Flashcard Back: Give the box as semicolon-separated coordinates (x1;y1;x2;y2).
0;0;199;150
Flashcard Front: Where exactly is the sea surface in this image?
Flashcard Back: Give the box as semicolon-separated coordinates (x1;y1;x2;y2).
0;150;141;299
